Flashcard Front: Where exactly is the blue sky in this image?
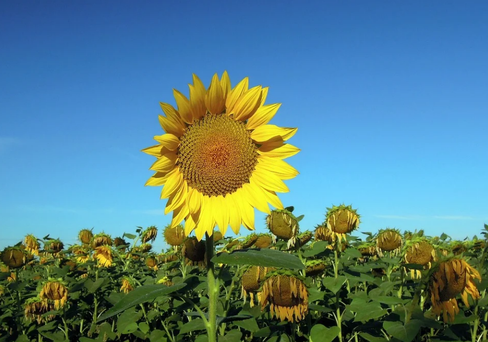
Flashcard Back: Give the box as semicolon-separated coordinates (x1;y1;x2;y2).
1;1;487;251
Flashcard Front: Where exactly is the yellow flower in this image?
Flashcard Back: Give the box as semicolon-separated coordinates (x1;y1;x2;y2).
260;273;308;322
376;228;403;256
120;277;134;293
24;297;54;323
429;258;481;322
24;234;40;256
92;233;112;248
1;247;27;268
93;246;113;267
241;266;273;307
404;239;436;279
142;226;158;243
164;224;185;246
325;204;360;243
40;280;68;310
143;72;299;241
78;229;94;244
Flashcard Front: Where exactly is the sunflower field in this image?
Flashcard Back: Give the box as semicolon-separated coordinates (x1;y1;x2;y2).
1;206;487;342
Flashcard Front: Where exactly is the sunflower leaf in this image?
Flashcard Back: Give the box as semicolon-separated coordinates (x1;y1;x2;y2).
212;248;304;269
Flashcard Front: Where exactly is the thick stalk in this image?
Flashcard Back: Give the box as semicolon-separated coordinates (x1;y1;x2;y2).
205;233;219;342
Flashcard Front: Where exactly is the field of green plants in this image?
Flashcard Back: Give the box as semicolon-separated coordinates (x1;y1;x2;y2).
1;206;487;342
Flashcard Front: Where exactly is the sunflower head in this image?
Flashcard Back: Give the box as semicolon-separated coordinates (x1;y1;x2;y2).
39;279;68;310
1;246;27;268
241;266;273;307
140;243;152;253
44;239;64;255
163;224;185;247
145;255;158;271
71;245;90;264
143;72;299;241
314;224;334;243
24;234;40;256
376;228;403;255
24;297;54;324
429;258;482;322
213;231;223;242
450;242;467;255
183;237;206;265
78;229;94;245
259;271;308;323
404;238;436;278
305;260;327;277
297;231;313;248
325;204;360;242
93;246;113;268
142;226;158;243
242;234;258;249
357;243;378;257
267;208;299;248
113;237;128;249
120;277;135;294
91;233;112;248
254;234;273;248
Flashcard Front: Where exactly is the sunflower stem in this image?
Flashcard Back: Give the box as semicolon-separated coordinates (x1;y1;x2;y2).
205;232;219;342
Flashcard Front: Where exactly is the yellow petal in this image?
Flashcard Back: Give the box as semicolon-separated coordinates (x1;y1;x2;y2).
160;169;183;199
141;144;162;157
241;182;270;214
246;102;281;130
205;73;225;114
227;193;242;234
195;196;215;241
251;125;297;143
256;156;299;180
184;214;197;236
214;195;229;236
226;77;249;115
240;201;255;231
145;172;171;186
173;89;193;124
260;87;268;106
189;87;206;121
159;103;185;136
158;115;184;137
171;204;189;228
259;142;300;159
149;152;177;172
262;189;284;210
188;187;203;214
165;180;188;214
220;71;231;100
153;134;180;151
233;86;262;121
251;167;289;193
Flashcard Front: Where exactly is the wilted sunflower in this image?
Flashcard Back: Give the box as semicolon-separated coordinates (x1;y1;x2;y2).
325;204;360;243
429;258;481;322
241;266;273;307
254;234;273;248
242;234;258;248
297;231;312;248
113;237;128;249
143;72;299;241
305;260;327;277
376;228;403;256
404;239;436;278
24;234;40;256
78;229;94;245
93;246;113;268
260;272;308;323
1;246;27;268
140;243;152;253
44;239;64;255
92;233;112;248
267;208;299;248
145;255;159;271
183;237;206;266
142;226;158;243
24;297;54;323
164;224;185;247
120;277;135;293
40;280;68;310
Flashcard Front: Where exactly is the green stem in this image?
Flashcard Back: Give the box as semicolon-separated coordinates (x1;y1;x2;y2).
205;233;219;342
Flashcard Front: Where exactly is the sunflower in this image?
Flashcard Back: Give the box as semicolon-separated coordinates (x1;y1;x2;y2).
1;246;27;268
241;266;273;307
93;246;113;268
325;204;360;243
44;239;64;255
120;277;135;293
305;260;327;277
429;258;481;322
404;239;436;279
40;280;68;310
142;226;158;243
143;72;299;241
24;234;40;256
242;234;258;249
92;233;112;248
267;208;299;248
164;224;186;247
145;255;159;271
376;228;403;256
78;229;94;245
254;234;273;248
24;297;54;324
260;272;308;322
183;237;206;266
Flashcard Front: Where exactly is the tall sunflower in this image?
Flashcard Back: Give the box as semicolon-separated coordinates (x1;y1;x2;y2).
143;72;299;240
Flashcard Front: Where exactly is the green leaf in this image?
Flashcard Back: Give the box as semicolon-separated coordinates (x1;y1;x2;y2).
139;322;150;334
179;318;206;334
220;330;242;342
84;278;107;294
358;333;388;342
370;295;404;305
302;241;330;257
383;319;422;342
149;330;167;342
322;276;347;294
353;302;388;322
98;283;185;321
234;318;259;332
117;307;142;334
212;248;304;269
123;233;137;239
310;324;340;342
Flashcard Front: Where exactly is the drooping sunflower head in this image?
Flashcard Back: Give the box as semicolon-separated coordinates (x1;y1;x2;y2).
24;234;40;256
113;237;128;249
242;234;258;249
163;224;185;247
450;241;467;255
145;254;159;271
429;258;482;322
91;233;112;249
183;237;206;266
39;279;68;310
24;297;54;324
143;72;299;241
266;207;300;248
314;224;334;243
70;244;90;264
404;238;436;279
93;246;113;268
78;228;94;245
305;260;327;277
297;231;313;248
357;242;378;258
1;246;27;268
142;226;158;244
120;276;135;294
259;270;308;323
376;228;403;256
254;234;273;248
325;204;360;242
241;265;274;307
44;239;64;255
140;243;152;253
213;231;223;242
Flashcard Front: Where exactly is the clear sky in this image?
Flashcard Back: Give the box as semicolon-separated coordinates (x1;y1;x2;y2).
1;1;487;252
